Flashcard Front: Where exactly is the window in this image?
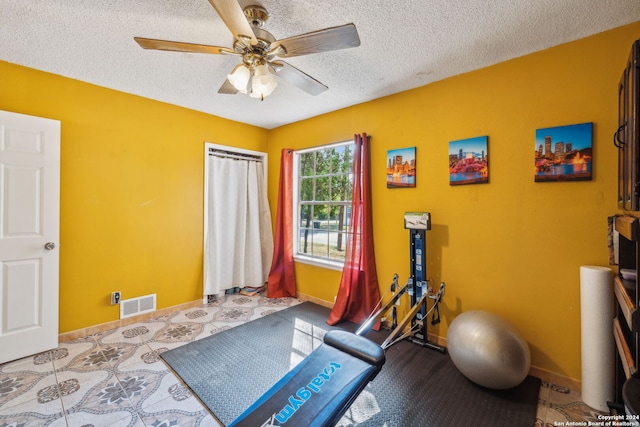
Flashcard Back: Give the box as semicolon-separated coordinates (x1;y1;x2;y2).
293;141;354;269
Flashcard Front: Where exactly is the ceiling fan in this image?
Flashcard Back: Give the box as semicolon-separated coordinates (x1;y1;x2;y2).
134;0;361;100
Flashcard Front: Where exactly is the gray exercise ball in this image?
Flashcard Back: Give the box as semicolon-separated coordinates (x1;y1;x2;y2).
447;310;531;390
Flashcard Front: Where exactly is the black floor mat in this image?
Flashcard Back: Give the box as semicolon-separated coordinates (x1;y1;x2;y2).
161;302;540;426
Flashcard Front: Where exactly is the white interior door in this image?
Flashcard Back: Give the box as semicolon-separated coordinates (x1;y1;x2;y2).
0;110;60;364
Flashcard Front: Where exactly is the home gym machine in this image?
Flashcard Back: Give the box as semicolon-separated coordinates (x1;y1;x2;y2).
357;211;446;352
229;212;445;427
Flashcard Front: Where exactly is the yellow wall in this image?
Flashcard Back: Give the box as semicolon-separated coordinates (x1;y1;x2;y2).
267;21;640;381
0;61;268;332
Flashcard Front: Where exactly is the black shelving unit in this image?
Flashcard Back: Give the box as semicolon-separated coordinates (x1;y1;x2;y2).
613;216;640;406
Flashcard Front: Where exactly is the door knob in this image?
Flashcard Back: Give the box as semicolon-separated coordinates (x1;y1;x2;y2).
44;242;56;251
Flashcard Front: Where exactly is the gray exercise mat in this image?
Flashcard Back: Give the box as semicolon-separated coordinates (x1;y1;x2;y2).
161;302;540;426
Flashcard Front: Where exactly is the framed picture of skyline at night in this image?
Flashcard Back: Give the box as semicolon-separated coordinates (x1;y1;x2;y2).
449;136;489;185
386;147;416;188
534;122;592;182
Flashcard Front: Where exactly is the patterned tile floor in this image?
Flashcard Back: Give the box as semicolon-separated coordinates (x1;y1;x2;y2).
0;294;610;426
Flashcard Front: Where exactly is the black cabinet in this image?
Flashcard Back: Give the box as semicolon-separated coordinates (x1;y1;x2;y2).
613;38;640;414
617;40;640;211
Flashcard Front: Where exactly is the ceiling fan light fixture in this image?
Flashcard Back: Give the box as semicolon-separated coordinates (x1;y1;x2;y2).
135;2;361;101
227;64;250;93
250;63;277;100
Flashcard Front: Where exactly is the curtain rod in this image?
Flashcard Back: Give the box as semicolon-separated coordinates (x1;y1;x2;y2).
208;147;263;162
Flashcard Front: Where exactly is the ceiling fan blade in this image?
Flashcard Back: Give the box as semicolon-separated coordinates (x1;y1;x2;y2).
218;78;239;94
134;37;237;55
207;0;258;45
269;61;328;96
270;23;360;58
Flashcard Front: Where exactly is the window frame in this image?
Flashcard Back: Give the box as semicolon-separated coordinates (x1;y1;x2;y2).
292;140;354;271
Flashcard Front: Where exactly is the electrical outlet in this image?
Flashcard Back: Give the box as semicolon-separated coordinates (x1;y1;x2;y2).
111;291;121;305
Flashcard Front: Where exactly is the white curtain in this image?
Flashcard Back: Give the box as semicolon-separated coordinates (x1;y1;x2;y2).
204;155;273;296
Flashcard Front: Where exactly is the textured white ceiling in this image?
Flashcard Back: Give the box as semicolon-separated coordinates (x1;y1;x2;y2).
2;1;639;129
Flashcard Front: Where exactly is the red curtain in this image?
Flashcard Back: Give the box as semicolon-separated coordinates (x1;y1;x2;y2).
327;134;381;328
267;149;297;298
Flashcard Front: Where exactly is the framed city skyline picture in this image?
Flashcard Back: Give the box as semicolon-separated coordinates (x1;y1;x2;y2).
534;122;592;182
449;136;489;186
387;147;416;188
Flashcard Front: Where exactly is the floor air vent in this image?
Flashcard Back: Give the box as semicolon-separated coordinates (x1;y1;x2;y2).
120;294;156;319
